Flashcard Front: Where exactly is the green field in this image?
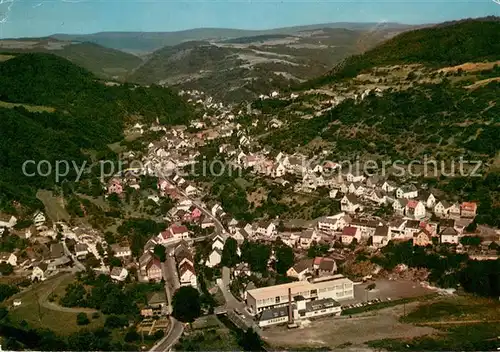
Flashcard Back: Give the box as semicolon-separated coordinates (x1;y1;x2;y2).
367;295;500;351
6;273;105;335
0;100;55;113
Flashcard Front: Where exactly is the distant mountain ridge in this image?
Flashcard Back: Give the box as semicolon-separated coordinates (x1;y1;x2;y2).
51;22;412;54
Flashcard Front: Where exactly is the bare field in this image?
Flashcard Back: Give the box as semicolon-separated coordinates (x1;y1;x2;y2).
262;303;436;349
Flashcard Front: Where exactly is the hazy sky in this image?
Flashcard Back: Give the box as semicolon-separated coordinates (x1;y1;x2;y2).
0;0;499;38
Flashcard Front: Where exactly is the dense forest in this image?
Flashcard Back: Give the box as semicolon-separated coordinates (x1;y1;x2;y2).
301;18;500;88
0;53;195;212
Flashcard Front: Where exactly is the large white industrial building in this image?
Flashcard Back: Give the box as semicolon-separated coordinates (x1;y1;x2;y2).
245;274;354;315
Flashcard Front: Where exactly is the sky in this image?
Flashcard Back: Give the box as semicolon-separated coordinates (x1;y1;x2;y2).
0;0;499;38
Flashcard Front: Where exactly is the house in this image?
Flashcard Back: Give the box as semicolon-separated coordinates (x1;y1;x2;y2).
233;262;252;277
211;204;223;217
350;219;380;239
392;199;408;216
366;190;387;205
317;258;337;276
404;220;421;239
111;244;132;258
212;235;225;251
342;169;365;183
50;243;65;260
231;228;249;244
146;258;163;282
201;217;215;229
31;262;48;281
299;230;320;249
157;225;190;244
341;226;361;245
434;200;451;217
0;215;17;229
448;203;461;218
413;229;433;247
110;267;129;281
381;181;397;193
256;221;277;237
286;259;313;281
329;189;338;199
440;227;459;244
107;178;123;195
405;200;426;220
183;185;198;196
460;202;477;218
396;185;418;199
0;252;17;266
340;195;362;213
388;218;407;240
33;211;46;228
74;243;89;258
206;248;222;268
372;225;389;247
179;262;197;287
418;191;437;209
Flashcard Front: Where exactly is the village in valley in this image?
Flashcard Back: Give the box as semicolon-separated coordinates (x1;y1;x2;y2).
1;87;499;350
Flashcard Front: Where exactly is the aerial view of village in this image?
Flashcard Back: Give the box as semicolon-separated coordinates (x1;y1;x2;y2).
0;0;499;351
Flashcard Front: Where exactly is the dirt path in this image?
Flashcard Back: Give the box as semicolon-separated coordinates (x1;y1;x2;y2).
418;319;500;326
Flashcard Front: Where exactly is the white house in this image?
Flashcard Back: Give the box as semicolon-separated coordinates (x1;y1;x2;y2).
340;195;362;213
434;200;451;217
33;211;46;228
256;221;277;237
381;181;397;193
212;235;225;251
110;244;132;258
31;262;48;281
341;226;361;245
405;200;426;220
74;243;89;258
440;227;459;244
0;215;17;229
392;199;408;216
110;267;129;282
206;248;222;268
419;192;437;209
396;185;418;199
372;226;389;247
179;262;197;288
0;252;17;266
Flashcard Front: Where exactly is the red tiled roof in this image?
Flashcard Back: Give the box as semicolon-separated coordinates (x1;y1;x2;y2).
461;202;477;211
313;257;323;266
170;225;188;234
342;226;358;237
406;200;419;209
179;262;195;276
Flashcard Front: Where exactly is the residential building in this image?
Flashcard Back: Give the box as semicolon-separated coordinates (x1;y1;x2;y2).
396;185;418;199
74;243;89;258
405;200;426;220
413;229;433;247
440;227;459;244
340;195;362;213
372;225;389;247
146;258;163;282
179;262;197;287
31;262;48;281
0;215;17;229
110;267;129;281
0;252;17;266
111;244;132;258
341;226;361;245
206;248;222;268
460;202;477;218
286;259;313;281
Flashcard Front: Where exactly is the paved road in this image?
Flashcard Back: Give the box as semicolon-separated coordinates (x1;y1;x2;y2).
149;317;184;352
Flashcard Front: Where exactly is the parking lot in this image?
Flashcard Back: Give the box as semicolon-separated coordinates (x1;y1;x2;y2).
340;279;436;307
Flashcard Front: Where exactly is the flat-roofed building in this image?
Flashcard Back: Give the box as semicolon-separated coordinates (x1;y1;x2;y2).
246;274;354;314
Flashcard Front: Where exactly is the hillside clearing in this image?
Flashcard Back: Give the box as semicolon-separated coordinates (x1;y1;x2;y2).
0;100;55;113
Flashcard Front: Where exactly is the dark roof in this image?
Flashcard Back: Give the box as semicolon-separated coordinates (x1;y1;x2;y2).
148;291;167;306
305;298;340;312
440;227;458;236
292;259;313;273
50;243;64;259
374;225;389;237
405;220;420;229
259;306;291;322
318;258;336;272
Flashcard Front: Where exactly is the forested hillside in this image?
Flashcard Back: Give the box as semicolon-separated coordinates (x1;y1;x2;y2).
303;18;500;88
0;53;194;212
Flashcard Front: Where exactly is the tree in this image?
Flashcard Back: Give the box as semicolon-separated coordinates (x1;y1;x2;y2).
76;312;90;325
105;314;128;328
460;236;481;246
465;221;477;232
275;245;294;275
0;263;14;275
488;242;499;251
154;244;166;262
238;328;262;351
221;237;240;268
367;283;376;291
0;284;19;302
172;286;201;323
